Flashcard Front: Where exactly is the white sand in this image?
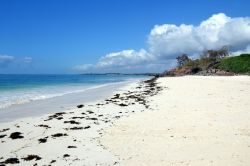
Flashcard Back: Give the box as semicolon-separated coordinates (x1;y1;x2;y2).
101;76;250;166
0;79;152;165
1;76;250;166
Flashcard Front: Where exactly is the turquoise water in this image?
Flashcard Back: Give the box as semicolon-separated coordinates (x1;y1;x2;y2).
0;74;147;109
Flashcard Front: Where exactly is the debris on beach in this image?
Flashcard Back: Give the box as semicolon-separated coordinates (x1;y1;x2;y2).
118;103;128;107
63;154;70;158
44;112;66;121
38;137;48;143
86;117;98;121
64;120;80;125
9;132;24;139
0;135;7;139
67;127;83;130
51;133;68;138
22;155;42;161
0;128;9;133
84;126;91;129
77;104;84;108
0;76;164;165
71;116;85;119
2;158;20;164
36;124;51;129
87;110;94;114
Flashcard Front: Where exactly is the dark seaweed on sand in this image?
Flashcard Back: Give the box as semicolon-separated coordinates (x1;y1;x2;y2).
51;133;68;138
22;155;41;161
84;126;91;129
44;112;66;121
86;118;98;121
38;137;48;143
0;135;6;139
77;104;84;108
0;128;9;133
64;120;80;125
67;127;83;130
37;124;51;129
71;116;85;119
63;154;70;158
2;158;20;164
9;132;24;139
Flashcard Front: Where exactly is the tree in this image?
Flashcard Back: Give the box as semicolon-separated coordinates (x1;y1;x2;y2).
218;46;229;58
176;54;191;68
203;46;229;60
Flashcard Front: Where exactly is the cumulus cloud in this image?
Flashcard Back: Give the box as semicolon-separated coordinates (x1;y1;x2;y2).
148;13;250;58
74;49;154;72
97;49;152;67
0;55;15;68
75;13;250;73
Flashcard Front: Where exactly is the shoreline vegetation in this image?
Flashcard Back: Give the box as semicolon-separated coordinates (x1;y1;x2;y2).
160;47;250;77
82;47;250;78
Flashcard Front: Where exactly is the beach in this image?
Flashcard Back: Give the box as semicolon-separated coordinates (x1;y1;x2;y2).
1;0;249;165
101;76;250;166
0;76;250;165
0;76;158;165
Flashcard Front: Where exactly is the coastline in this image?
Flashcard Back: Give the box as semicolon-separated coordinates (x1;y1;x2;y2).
0;77;158;165
0;78;147;123
1;76;250;165
101;76;250;166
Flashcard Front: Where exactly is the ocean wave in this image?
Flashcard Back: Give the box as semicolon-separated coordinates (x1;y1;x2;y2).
0;83;117;110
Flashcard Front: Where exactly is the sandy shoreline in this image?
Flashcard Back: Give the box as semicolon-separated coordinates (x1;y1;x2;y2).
0;77;160;165
1;76;250;166
0;79;144;123
101;76;250;166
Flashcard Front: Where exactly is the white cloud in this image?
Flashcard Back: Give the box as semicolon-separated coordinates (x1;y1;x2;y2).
0;55;15;67
74;64;94;71
97;49;152;67
74;49;154;72
0;55;14;62
0;55;34;69
148;13;250;58
75;13;250;73
24;57;33;63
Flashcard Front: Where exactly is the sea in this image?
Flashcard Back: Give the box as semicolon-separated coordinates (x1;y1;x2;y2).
0;74;148;112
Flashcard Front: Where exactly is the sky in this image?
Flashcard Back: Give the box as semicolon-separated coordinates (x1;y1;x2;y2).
0;0;250;74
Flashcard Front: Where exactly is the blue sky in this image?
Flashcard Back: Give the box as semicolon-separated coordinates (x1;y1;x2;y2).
0;0;250;74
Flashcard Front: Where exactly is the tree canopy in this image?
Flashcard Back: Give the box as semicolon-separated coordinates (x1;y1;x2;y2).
176;54;191;68
203;46;229;60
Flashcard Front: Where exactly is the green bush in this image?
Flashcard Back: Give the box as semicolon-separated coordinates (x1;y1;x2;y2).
215;54;250;74
185;59;200;68
184;58;215;69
